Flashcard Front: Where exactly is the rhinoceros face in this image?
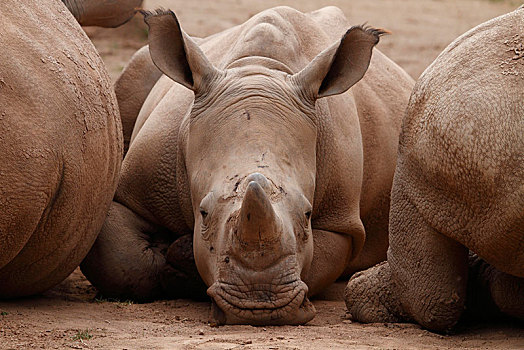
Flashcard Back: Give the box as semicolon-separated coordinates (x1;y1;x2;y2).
144;10;381;325
186;70;318;325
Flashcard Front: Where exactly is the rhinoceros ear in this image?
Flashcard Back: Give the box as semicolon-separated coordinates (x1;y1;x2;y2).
293;26;387;99
141;9;219;91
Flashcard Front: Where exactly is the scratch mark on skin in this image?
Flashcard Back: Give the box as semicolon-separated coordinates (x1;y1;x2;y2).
254;151;270;169
244;110;251;120
500;34;524;76
0;78;14;91
233;179;242;192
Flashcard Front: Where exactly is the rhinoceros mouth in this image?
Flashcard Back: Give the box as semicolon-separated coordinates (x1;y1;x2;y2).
207;279;316;325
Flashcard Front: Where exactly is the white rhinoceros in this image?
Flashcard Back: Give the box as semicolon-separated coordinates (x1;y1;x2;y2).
0;0;122;297
81;6;414;325
345;7;524;332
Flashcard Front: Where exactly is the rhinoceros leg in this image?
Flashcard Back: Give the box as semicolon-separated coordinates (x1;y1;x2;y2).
81;201;205;301
163;233;208;300
468;254;524;320
80;201;166;300
344;261;405;322
304;229;352;297
346;175;469;332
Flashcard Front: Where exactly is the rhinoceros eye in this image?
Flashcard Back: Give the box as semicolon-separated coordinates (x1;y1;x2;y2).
305;210;312;221
199;192;214;223
200;208;212;240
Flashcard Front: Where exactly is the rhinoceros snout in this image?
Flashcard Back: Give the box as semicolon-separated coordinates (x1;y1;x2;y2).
207;278;316;325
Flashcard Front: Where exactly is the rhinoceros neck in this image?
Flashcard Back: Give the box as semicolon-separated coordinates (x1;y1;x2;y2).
200;7;328;74
224;56;294;74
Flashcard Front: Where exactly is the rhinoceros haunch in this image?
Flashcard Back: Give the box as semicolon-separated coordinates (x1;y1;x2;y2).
81;6;414;325
0;0;122;297
345;7;524;332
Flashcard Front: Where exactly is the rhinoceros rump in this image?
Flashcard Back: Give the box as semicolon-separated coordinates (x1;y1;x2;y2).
0;0;122;297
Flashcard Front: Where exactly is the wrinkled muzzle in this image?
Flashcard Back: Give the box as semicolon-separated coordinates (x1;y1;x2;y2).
208;277;315;325
207;175;316;325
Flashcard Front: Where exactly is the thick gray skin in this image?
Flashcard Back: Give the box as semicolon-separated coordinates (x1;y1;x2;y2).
346;8;524;332
0;0;122;297
81;6;413;325
114;45;163;154
62;0;142;27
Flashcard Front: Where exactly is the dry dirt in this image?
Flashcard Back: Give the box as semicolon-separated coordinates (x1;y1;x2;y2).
1;0;524;349
0;270;522;349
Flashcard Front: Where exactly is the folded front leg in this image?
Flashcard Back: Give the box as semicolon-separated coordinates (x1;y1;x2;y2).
346;183;469;332
468;253;524;320
304;228;355;297
81;201;175;301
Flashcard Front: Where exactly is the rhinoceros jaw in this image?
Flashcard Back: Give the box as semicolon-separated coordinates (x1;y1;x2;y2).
207;279;315;325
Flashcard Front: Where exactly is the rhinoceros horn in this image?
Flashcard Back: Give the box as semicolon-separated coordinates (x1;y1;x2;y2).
238;181;280;245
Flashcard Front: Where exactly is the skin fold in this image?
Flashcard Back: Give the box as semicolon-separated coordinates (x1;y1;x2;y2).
345;7;524;332
81;6;413;325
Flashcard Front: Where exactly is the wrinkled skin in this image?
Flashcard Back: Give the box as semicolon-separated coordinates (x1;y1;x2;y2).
114;45;163;154
0;0;122;297
81;6;413;325
346;8;524;332
62;0;142;27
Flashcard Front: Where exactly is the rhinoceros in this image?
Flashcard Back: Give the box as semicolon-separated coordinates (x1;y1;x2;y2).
345;8;524;332
62;0;143;27
0;0;122;297
80;6;414;325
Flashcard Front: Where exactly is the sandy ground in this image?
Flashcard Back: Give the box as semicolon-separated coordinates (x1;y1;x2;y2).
0;270;522;349
1;0;524;349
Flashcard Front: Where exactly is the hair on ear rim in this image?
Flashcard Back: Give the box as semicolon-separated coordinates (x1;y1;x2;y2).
314;24;389;99
138;7;222;92
342;24;391;46
138;8;195;89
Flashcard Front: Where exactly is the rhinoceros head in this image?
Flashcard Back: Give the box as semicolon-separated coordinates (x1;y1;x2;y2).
144;10;381;325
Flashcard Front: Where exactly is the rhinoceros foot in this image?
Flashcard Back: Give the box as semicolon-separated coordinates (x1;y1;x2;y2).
161;234;208;300
345;262;404;324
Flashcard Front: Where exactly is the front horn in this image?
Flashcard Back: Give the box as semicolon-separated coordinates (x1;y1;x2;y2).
238;181;280;246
